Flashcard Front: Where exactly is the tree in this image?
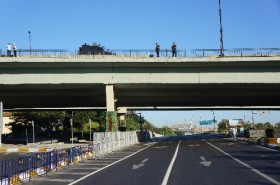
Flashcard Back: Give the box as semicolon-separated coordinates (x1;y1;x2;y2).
256;123;265;129
264;122;273;129
217;119;229;133
156;126;175;136
125;115;140;131
275;122;280;129
8;111;66;138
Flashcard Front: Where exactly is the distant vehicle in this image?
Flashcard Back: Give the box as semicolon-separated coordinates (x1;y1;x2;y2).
78;43;113;55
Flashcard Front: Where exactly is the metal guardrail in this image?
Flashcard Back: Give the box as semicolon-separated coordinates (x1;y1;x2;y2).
0;48;280;58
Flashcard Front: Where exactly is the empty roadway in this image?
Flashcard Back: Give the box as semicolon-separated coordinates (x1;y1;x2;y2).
26;134;280;185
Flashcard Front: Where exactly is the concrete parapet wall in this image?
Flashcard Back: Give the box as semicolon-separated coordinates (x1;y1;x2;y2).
93;131;139;155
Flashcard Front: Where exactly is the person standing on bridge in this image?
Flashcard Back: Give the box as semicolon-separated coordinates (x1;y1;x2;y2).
155;43;160;57
6;43;11;57
171;42;177;57
12;43;17;57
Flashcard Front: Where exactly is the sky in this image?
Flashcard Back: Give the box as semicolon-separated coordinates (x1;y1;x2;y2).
1;0;280;127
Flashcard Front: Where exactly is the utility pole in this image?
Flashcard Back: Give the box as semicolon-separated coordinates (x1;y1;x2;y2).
32;121;35;145
89;119;92;142
70;119;73;146
28;31;32;55
219;0;224;57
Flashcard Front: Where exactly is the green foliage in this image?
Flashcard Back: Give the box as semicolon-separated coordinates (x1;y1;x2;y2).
106;111;118;131
275;122;280;129
125;115;140;131
156;126;175;136
72;111;98;129
82;121;99;131
254;122;272;129
217;119;229;133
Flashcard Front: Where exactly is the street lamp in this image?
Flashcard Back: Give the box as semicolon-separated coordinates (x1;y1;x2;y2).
218;0;224;57
28;31;31;55
70;119;73;146
32;121;35;145
89;119;92;142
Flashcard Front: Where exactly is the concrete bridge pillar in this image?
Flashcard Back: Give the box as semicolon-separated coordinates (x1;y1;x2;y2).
105;85;118;132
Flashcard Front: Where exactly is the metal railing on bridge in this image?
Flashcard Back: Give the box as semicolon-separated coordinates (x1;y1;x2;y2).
0;48;280;58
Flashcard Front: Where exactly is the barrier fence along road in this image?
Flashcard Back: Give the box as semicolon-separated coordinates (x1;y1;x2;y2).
0;131;139;185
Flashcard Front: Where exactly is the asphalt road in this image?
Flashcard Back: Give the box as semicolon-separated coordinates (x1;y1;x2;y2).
25;134;280;185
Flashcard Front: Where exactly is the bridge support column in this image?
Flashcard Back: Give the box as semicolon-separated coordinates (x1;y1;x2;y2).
106;85;118;132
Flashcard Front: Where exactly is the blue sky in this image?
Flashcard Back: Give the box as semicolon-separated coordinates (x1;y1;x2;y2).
1;0;280;127
1;0;280;51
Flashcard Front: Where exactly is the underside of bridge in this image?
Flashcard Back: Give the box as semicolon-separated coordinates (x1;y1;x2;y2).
1;83;280;110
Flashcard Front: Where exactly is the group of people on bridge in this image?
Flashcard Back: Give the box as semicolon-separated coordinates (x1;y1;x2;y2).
6;43;17;57
155;42;177;57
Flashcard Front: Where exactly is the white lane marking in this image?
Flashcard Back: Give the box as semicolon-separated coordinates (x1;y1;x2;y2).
206;141;280;185
161;140;181;185
132;158;149;170
68;142;156;185
199;156;212;167
154;146;168;149
255;145;278;152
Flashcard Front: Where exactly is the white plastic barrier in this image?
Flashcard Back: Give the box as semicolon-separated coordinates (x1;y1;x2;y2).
93;131;139;156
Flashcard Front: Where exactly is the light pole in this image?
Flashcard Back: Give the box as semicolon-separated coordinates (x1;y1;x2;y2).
218;0;224;57
89;119;92;142
28;31;31;55
70;119;73;146
32;121;35;145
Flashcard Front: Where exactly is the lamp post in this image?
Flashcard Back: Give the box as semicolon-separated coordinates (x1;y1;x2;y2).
32;121;35;145
89;119;92;142
28;31;31;55
70;119;73;146
218;0;224;57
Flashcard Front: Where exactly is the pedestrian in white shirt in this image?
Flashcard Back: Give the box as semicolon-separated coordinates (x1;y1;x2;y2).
6;43;11;57
232;127;237;141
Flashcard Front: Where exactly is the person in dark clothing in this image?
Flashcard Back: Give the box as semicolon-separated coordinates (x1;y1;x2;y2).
12;43;17;57
155;43;160;57
171;42;177;57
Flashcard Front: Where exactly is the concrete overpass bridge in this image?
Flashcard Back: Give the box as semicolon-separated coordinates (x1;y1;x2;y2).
1;55;280;112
